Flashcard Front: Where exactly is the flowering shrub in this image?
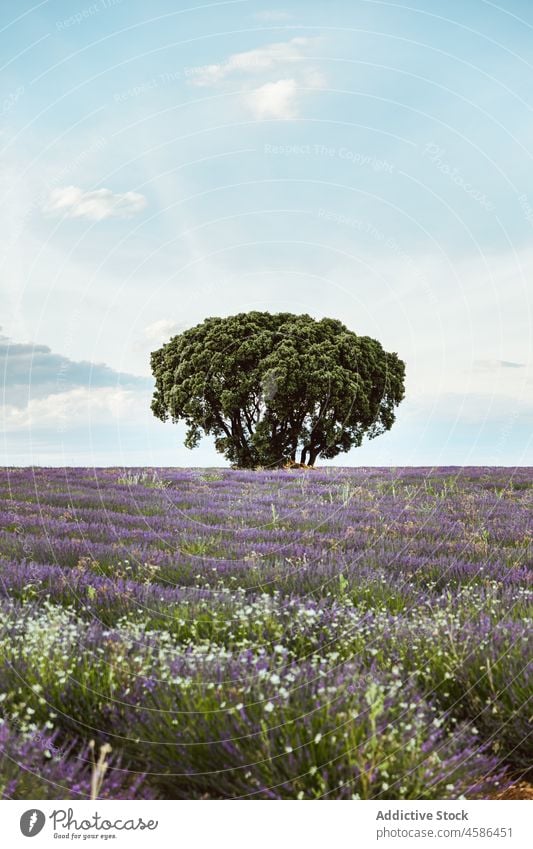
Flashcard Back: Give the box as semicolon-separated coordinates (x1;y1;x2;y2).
0;466;530;798
0;722;151;799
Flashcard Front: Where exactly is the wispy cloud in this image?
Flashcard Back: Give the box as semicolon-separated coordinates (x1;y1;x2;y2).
187;36;325;119
43;185;146;221
473;359;526;371
188;37;311;87
141;319;190;347
255;10;292;22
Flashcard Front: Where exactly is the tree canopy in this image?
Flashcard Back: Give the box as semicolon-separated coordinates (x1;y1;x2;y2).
150;311;405;468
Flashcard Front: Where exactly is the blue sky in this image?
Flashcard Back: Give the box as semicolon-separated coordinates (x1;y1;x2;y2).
1;0;532;466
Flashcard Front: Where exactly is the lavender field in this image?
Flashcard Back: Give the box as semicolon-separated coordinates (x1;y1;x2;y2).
0;466;531;800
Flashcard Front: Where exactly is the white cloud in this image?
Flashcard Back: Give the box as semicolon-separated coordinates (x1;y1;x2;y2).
187;36;325;119
245;78;300;120
43;186;147;221
1;386;149;432
131;319;194;354
189;37;310;87
143;319;189;345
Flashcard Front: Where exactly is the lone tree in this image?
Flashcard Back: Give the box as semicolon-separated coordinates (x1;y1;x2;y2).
150;311;405;468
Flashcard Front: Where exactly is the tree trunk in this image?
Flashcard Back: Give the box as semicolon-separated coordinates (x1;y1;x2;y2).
230;415;254;467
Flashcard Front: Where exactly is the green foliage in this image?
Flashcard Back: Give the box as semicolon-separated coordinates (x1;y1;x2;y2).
150;311;405;468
